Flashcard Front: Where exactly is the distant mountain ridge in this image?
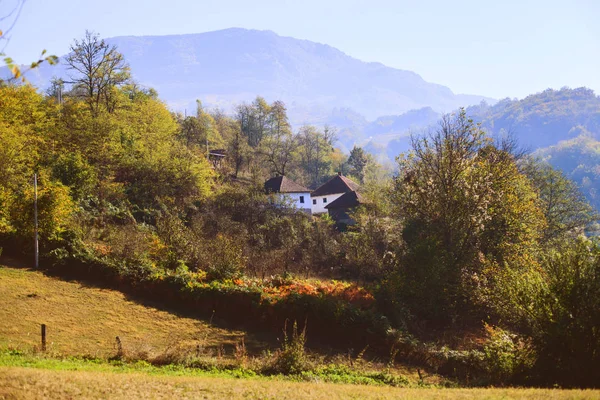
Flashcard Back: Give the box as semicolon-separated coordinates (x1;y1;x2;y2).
21;28;493;124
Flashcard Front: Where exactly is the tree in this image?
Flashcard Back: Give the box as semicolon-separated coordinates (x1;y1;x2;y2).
229;121;250;178
66;30;130;114
297;125;336;187
261;100;295;176
46;77;65;103
236;96;271;148
488;237;600;386
391;110;545;323
347;146;368;183
178;101;223;154
520;158;598;241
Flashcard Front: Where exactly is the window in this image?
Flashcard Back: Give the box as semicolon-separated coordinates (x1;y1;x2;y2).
323;198;327;203
299;196;304;204
312;199;316;205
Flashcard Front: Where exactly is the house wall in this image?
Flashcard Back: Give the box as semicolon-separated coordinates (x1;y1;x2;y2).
311;193;344;214
280;192;312;213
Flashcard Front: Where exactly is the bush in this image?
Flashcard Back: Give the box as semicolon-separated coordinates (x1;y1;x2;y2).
205;234;246;280
271;320;308;374
481;324;535;384
489;237;600;386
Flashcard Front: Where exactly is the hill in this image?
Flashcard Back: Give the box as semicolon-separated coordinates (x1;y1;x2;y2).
20;28;492;124
464;88;600;210
465;87;600;149
0;261;265;357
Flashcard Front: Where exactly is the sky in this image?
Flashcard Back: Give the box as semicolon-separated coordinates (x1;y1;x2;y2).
1;0;599;100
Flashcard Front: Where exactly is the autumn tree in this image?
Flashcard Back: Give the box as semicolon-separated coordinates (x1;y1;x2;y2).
66;30;130;114
391;110;545;323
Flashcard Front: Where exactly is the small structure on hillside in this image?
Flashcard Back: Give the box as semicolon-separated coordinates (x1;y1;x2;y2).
264;175;312;213
208;149;226;169
325;190;366;230
310;172;359;214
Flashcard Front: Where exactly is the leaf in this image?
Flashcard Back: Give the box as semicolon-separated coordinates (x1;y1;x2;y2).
11;66;21;79
46;55;59;65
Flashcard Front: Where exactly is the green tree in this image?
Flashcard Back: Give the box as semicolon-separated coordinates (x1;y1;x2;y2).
347;146;369;183
520;158;598;241
488;237;600;386
261;100;295;176
297;125;336;187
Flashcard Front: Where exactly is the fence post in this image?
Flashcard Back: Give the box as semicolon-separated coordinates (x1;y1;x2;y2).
41;324;46;352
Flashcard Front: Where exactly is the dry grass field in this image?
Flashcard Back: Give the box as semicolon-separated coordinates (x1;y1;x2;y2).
0;263;267;358
1;366;599;400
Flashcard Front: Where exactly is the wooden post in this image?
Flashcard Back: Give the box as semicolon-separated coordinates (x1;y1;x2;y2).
115;336;123;358
34;173;39;269
41;324;46;352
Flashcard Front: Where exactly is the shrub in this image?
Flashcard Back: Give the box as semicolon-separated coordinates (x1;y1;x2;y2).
488;236;600;386
272;320;308;374
481;324;535;384
205;234;246;280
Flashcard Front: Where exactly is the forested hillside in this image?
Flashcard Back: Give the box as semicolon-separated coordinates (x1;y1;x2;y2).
352;88;600;211
466;87;600;149
2;32;600;389
465;88;600;210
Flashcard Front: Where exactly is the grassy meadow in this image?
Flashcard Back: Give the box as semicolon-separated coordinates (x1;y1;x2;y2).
0;262;267;358
1;364;599;400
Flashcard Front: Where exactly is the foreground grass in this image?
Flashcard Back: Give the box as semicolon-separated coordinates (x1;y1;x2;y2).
0;353;598;399
0;263;266;357
1;364;598;400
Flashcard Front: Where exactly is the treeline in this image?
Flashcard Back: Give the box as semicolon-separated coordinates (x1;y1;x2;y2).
0;31;383;280
1;32;599;387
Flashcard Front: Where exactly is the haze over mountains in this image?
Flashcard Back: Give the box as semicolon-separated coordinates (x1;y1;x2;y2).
23;28;493;125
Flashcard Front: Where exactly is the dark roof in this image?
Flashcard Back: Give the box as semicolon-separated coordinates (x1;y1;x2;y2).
311;174;359;197
209;149;226;157
325;191;365;210
264;176;311;194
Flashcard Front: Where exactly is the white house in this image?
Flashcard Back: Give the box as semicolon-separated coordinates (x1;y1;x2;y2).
264;176;312;213
311;173;360;214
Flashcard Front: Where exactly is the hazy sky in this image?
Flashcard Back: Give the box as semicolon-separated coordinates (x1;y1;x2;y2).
2;0;599;99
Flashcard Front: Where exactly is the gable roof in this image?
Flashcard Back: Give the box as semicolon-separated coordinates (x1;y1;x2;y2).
264;176;311;194
325;190;365;210
311;173;359;197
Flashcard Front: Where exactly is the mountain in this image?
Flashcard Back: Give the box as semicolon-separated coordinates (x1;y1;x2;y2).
464;87;600;209
360;88;600;210
536;134;600;211
20;28;492;124
465;87;600;150
334;107;442;157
